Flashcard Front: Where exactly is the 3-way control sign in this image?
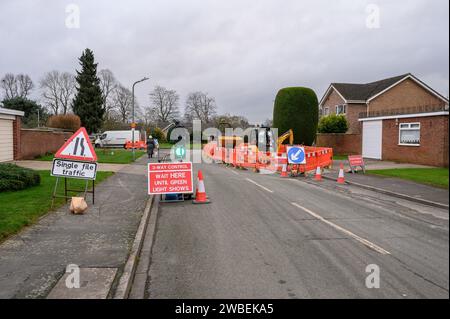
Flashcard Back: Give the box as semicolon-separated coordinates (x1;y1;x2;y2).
54;127;97;161
148;162;193;195
287;146;306;164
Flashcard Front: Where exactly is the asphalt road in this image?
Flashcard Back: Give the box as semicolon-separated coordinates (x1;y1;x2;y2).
144;160;449;299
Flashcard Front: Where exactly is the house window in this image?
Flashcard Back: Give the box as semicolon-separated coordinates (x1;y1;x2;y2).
399;122;420;146
324;107;330;116
335;104;346;115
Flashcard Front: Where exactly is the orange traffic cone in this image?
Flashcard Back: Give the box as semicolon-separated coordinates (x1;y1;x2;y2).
314;166;322;181
280;153;288;178
193;170;211;204
337;163;345;184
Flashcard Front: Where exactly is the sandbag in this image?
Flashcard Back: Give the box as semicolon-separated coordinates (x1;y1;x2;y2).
70;197;88;214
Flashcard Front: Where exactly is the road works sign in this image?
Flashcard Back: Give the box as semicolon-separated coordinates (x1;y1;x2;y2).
148;162;193;195
287;146;306;164
348;155;366;173
51;159;97;180
55;127;97;162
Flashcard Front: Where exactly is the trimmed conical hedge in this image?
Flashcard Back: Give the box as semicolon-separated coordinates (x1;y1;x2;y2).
273;87;319;145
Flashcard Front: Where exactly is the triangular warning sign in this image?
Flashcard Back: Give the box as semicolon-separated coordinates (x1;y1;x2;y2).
55;127;97;162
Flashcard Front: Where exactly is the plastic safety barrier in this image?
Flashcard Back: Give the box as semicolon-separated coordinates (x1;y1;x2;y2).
203;142;333;175
125;140;147;149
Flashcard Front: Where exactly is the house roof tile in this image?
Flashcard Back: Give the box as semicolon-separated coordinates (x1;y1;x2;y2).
331;73;410;101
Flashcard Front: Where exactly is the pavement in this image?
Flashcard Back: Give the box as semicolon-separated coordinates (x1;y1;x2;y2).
0;156;151;298
326;160;449;206
333;159;434;171
12;160;126;172
142;160;449;299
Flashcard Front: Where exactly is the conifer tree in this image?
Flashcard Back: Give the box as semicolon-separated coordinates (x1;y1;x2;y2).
72;48;105;133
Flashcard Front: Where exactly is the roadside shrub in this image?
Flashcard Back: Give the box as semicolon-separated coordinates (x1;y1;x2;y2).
47;114;81;132
151;127;166;143
317;114;349;133
0;164;41;192
273;87;319;145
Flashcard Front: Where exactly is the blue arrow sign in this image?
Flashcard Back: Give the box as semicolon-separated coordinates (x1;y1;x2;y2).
287;146;306;164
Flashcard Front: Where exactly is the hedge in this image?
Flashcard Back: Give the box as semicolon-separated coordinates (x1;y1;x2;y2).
47;114;81;132
318;114;349;133
0;164;41;192
273;87;319;145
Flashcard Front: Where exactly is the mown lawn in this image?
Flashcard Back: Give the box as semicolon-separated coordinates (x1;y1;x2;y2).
0;171;113;241
368;168;449;189
36;149;145;164
333;154;349;161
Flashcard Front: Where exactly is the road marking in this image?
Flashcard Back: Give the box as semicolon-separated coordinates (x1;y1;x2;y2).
229;169;240;175
291;202;391;255
246;178;274;193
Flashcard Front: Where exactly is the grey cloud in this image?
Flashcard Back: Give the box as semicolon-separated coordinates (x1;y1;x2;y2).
0;0;448;122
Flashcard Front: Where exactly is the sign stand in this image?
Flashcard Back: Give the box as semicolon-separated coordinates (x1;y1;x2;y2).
348;155;366;174
51;177;95;208
50;127;98;209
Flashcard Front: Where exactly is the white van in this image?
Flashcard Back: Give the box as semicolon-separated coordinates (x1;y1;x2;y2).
94;130;141;148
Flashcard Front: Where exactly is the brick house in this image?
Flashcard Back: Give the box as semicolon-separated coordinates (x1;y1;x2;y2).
318;73;449;167
0;107;24;162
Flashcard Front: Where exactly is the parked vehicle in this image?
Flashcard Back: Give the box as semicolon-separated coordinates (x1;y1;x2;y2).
94;130;141;148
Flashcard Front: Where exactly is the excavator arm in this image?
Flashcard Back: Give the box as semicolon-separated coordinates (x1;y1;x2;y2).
277;129;294;150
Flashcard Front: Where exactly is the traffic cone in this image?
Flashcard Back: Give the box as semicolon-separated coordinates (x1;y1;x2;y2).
337;163;345;184
280;153;288;178
193;170;210;204
314;166;322;181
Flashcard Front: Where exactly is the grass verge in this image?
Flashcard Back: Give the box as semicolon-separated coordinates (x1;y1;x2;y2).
367;168;449;189
36;149;145;164
0;171;113;241
333;155;348;161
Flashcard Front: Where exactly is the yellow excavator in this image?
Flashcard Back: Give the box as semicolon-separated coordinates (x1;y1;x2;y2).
215;126;294;153
276;129;294;152
247;126;294;153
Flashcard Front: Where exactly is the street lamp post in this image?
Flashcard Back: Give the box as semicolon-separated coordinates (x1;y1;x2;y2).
131;77;149;161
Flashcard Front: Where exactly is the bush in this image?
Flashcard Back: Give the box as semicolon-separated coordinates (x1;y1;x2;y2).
273;87;319;145
2;97;48;128
0;164;41;192
151;127;166;143
47;114;81;131
318;114;349;133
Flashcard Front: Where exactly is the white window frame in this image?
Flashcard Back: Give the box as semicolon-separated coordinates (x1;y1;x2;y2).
335;104;346;115
324;107;330;116
398;122;420;146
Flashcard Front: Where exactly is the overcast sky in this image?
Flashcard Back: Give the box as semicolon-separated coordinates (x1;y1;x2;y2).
0;0;448;122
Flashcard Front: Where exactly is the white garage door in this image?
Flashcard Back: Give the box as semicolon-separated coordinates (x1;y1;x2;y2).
0;119;14;162
362;120;382;159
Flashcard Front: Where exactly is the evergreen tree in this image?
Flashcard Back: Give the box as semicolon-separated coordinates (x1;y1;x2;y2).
72;48;105;133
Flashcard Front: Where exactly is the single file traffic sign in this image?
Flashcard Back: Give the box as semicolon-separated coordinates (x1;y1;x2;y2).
55;127;97;162
51;159;97;180
287;146;306;164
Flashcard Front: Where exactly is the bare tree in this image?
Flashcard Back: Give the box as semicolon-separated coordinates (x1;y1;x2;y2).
0;73;34;100
0;74;17;100
39;71;75;114
213;113;250;130
99;69;117;115
184;91;217;124
16;74;34;98
112;84;133;123
148;85;180;126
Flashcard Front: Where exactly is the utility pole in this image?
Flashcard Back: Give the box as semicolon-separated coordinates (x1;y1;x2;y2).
131;77;149;161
